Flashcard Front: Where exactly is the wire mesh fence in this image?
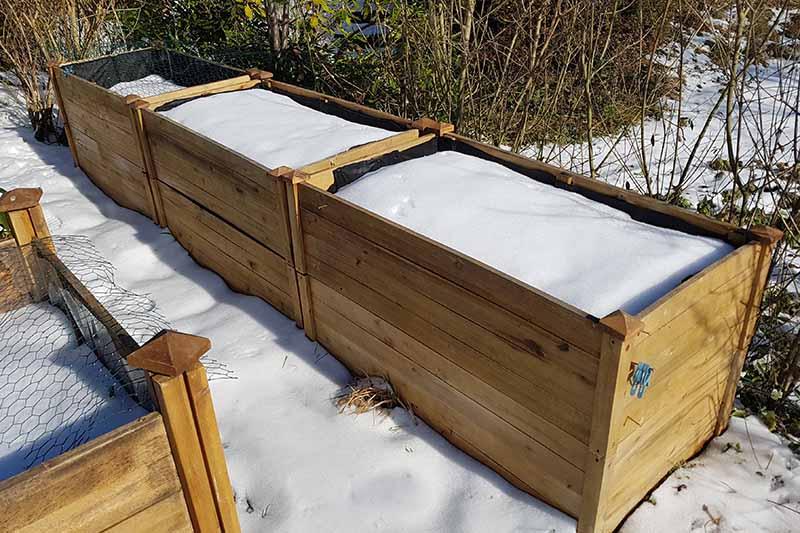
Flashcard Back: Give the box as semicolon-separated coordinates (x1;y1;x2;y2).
0;235;233;479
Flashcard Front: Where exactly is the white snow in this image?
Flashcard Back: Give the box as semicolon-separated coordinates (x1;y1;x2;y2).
0;69;797;529
160;88;397;169
337;151;734;317
0;303;147;480
109;74;184;98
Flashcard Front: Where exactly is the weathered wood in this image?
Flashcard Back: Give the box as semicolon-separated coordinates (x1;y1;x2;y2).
311;277;588;467
184;365;241;533
128;97;164;225
128;330;211;377
49;62;80;166
105;491;192;533
299;129;421;175
313;301;584;516
297;272;315;339
66;99;142;164
160;183;297;320
56;68;131;126
151;374;220;533
0;413;184;533
298;183;603;354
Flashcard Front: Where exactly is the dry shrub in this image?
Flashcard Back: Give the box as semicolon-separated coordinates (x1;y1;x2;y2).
0;0;117;141
335;376;404;416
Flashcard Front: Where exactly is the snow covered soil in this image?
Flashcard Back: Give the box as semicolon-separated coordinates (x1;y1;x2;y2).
160;88;397;170
109;74;184;98
337;151;733;317
1;83;797;530
0;303;147;480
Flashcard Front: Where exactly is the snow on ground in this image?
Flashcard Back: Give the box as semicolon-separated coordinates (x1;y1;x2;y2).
1;75;798;529
160;88;397;169
0;303;147;480
337;150;733;317
109;74;184;98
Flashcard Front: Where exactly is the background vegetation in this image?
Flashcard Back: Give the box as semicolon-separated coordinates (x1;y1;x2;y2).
0;0;798;447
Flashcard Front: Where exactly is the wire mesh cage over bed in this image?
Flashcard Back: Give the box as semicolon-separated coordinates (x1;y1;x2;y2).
0;189;239;532
51;48;247;221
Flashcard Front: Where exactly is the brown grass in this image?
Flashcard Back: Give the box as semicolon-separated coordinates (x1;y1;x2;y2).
335;376;404;416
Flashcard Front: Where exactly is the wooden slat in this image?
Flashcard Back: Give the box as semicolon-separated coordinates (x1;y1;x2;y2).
65;100;141;164
311;277;588;468
298;184;603;354
105;491;192;533
72;128;152;217
306;253;592;442
304;208;598;377
141;75;257;108
299;129;420;175
161;184;296;320
0;414;182;533
56;69;131;127
313;301;584;516
50;64;80;166
184;365;241;532
142;109;273;183
151;375;219;533
144;112;290;257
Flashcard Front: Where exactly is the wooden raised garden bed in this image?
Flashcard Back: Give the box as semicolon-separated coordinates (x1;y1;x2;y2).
52;48;248;221
0;189;239;532
131;71;450;325
291;134;782;532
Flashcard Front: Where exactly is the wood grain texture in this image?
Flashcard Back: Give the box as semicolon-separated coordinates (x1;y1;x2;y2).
298;183;603;355
313;299;584;516
0;414;184;533
160;183;297;321
152;375;220;533
104;491;192;533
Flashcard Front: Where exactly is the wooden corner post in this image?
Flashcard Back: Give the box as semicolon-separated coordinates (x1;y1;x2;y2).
47;61;80;168
715;225;783;435
0;188;52;301
129;330;240;533
128;96;167;226
578;311;644;533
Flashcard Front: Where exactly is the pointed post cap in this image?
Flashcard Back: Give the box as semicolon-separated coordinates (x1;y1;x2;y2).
128;330;211;376
0;188;43;212
599;310;645;340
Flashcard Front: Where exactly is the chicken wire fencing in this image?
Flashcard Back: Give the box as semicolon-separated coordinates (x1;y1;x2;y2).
0;235;233;480
60;47;244;98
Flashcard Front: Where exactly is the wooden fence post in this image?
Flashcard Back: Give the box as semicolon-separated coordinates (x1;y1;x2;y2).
47;61;80;168
128;96;166;226
129;330;240;533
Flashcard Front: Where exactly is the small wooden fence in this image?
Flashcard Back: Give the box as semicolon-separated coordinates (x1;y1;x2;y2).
51;50;784;533
0;189;239;533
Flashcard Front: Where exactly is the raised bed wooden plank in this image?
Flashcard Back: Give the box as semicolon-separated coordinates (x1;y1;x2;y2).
303;213;597;423
307;252;592;442
56;69;131;127
298;183;603;355
105;491;192;532
72;129;153;218
0;413;181;533
161;185;297;320
635;242;760;333
311;277;589;468
300;129;420;175
64;100;141;164
162;184;290;285
313;301;584;516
